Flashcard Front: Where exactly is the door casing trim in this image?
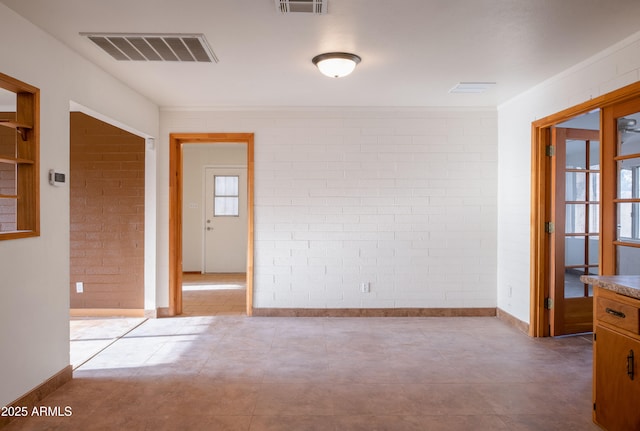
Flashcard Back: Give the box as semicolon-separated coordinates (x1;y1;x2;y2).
169;133;255;316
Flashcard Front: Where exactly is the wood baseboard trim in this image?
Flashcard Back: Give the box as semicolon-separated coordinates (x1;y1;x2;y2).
70;308;145;318
156;307;171;318
0;365;72;429
252;307;497;318
496;307;530;334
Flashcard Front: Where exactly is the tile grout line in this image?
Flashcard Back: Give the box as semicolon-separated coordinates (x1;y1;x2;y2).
72;318;149;370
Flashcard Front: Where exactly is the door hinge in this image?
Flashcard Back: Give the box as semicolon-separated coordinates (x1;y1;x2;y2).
545;297;554;309
593;402;596;411
593;332;597;342
546;145;556;156
545;222;555;233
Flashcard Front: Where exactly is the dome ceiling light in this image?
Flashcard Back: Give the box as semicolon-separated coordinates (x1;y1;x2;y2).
312;52;361;78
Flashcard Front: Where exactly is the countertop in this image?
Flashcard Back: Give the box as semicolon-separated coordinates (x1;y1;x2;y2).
580;275;640;300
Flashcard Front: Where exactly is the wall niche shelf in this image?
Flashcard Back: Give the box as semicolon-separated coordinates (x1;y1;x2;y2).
0;119;32;140
0;156;35;165
0;72;40;240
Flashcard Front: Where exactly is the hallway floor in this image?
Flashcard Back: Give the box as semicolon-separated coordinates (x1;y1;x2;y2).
182;272;246;316
6;311;597;430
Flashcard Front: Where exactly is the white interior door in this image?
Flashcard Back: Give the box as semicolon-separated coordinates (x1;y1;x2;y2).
204;167;247;273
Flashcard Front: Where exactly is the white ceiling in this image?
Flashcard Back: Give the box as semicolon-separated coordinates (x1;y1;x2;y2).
3;0;640;108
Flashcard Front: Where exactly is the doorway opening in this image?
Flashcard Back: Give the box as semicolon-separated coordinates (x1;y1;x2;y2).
69;111;149;366
181;144;249;315
530;81;640;336
69;112;146;315
169;133;254;316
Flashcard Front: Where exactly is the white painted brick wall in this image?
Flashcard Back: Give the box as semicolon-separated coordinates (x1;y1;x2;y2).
161;108;497;309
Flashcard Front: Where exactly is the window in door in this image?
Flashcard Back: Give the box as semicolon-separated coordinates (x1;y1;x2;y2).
213;175;239;217
618;164;639;240
561;132;601;300
615;116;640;275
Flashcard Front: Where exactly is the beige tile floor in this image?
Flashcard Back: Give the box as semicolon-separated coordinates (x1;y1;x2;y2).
6;282;598;430
70;318;148;369
69;274;245;369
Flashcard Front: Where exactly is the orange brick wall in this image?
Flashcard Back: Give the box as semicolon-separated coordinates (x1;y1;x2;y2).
70;112;145;309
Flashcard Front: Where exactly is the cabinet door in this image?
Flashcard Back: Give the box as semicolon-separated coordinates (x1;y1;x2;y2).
595;325;640;431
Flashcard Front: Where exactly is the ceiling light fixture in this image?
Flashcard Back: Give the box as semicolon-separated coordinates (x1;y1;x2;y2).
312;52;361;78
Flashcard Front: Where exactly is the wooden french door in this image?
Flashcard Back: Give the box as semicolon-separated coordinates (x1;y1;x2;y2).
549;128;600;335
601;99;640;276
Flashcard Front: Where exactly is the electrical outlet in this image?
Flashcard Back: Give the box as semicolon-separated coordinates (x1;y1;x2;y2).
76;282;84;293
360;282;370;293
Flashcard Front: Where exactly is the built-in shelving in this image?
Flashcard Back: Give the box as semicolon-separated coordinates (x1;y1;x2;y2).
0;72;40;240
0;119;31;129
0;155;35;165
0;119;32;140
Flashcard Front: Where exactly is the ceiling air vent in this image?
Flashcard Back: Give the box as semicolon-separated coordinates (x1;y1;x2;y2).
449;82;496;94
276;0;327;14
80;33;219;63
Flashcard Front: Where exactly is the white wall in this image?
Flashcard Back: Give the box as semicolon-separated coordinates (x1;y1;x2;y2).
160;108;497;309
0;4;158;407
497;30;640;323
182;144;247;271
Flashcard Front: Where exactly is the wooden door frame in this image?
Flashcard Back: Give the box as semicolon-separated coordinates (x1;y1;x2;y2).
169;133;254;316
530;82;640;336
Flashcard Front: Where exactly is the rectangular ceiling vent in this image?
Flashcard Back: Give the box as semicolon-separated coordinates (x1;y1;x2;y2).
80;33;219;63
276;0;327;14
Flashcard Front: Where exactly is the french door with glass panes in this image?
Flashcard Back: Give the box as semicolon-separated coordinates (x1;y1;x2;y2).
550;128;600;336
602;99;640;276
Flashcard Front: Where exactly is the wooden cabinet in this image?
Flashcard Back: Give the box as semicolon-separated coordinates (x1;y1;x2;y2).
593;286;640;430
